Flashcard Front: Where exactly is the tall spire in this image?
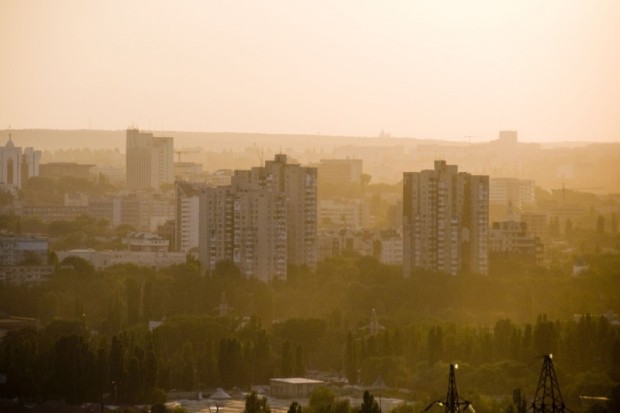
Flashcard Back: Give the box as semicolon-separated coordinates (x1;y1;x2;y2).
532;354;566;413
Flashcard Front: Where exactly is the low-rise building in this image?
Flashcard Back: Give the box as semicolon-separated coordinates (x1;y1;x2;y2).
318;198;369;230
0;236;49;266
39;162;95;179
318;229;402;265
20;205;88;221
56;249;186;270
0;236;53;284
270;378;325;399
489;220;544;264
0;265;54;284
122;232;169;252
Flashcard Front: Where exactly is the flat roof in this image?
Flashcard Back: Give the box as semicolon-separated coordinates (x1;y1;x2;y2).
270;378;324;385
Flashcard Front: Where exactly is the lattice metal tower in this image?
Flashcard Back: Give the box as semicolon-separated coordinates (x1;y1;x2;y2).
423;364;474;413
531;354;566;413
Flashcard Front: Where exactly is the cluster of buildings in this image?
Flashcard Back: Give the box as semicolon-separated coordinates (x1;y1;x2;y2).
198;154;317;281
0;236;54;284
0;135;41;193
0;129;562;284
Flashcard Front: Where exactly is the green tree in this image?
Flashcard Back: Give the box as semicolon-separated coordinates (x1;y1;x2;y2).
288;401;302;413
281;340;293;377
334;399;351;413
244;391;271;413
294;344;305;377
358;391;381;413
345;332;358;385
125;277;140;326
309;387;335;413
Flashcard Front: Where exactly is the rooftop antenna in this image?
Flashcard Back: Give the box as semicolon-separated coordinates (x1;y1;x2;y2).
423;364;475;413
531;354;567;413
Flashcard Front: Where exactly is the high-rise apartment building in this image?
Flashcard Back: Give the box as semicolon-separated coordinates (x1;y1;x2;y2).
176;182;203;253
126;128;174;191
199;154;317;281
403;160;489;276
0;135;41;192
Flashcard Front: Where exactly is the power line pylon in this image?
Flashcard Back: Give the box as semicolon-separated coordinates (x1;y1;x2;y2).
423;364;474;413
531;354;566;413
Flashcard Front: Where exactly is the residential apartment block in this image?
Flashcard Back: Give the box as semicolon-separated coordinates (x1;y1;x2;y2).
490;177;535;208
489;220;544;264
0;236;53;284
403;160;489;276
199;154;317;281
315;158;363;185
0;135;41;193
176;182;203;253
126;128;174;191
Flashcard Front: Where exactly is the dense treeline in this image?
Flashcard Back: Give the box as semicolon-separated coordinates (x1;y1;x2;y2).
1;253;619;411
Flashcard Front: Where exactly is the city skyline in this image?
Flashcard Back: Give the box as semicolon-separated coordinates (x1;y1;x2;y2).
1;1;620;142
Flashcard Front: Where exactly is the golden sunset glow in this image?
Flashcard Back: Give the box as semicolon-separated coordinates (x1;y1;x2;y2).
1;1;619;141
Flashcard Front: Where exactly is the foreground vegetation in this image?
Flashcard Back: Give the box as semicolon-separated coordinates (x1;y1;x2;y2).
1;251;619;412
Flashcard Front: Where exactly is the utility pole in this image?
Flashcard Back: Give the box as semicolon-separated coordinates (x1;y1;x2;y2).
423;364;475;413
531;354;566;413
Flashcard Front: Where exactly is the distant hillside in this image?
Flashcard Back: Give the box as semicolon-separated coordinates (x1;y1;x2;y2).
0;129;439;152
0;128;607;152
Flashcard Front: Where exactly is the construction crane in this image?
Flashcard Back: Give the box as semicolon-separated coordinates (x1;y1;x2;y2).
174;149;198;163
423;364;475;413
552;183;603;205
531;354;567;413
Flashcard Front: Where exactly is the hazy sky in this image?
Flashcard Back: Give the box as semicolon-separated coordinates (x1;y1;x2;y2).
1;1;619;142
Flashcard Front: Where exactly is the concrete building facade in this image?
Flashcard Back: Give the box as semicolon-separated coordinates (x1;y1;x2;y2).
489;220;544;264
316;158;363;185
199;154;317;281
126;128;174;191
176;182;203;253
490;177;535;208
318;198;369;230
0;135;41;192
0;236;53;284
403;160;489;276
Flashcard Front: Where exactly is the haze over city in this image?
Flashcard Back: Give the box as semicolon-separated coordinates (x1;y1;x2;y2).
1;2;620;413
1;1;620;142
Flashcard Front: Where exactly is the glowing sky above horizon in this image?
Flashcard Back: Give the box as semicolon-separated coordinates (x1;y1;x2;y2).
1;1;619;142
